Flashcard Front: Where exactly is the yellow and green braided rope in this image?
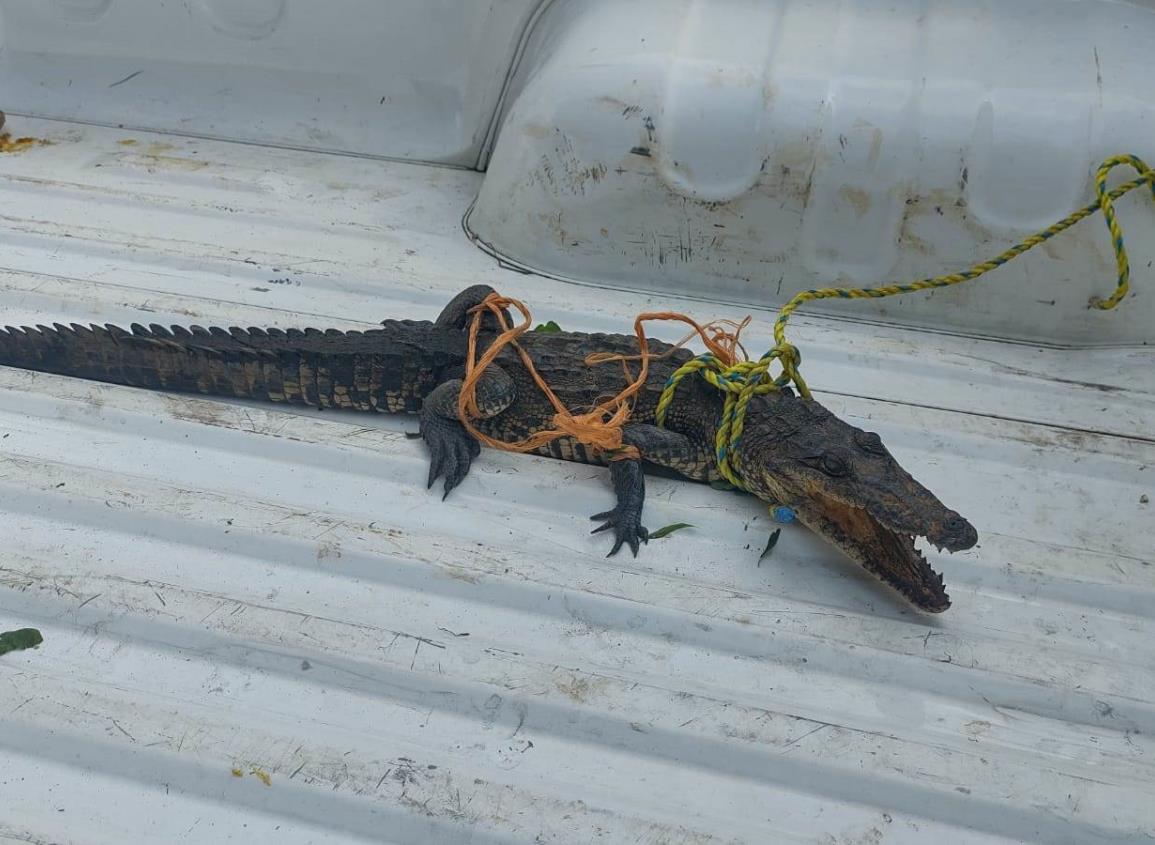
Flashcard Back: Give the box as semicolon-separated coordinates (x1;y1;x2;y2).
656;154;1154;489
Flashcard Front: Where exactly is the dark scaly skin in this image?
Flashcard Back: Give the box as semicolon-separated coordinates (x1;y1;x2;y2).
0;285;977;611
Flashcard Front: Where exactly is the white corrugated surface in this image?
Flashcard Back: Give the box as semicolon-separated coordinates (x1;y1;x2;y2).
1;118;1153;844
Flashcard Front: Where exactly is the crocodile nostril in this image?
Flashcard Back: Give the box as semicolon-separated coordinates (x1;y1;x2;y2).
937;514;978;551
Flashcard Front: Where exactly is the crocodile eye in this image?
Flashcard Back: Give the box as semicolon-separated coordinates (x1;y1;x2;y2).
854;430;886;455
820;451;849;477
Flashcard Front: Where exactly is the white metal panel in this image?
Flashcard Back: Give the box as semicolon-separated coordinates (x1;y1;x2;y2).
468;0;1155;344
0;118;1153;844
0;0;540;164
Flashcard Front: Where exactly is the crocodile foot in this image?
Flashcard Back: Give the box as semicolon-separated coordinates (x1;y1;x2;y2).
590;458;649;557
420;409;480;499
590;507;649;557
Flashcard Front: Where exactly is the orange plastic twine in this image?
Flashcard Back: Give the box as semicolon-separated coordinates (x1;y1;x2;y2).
456;293;752;461
457;293;641;459
584;314;750;371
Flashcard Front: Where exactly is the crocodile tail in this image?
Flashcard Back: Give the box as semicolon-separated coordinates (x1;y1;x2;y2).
0;322;285;400
0;320;460;412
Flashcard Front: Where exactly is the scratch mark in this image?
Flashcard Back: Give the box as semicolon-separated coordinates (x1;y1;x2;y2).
110;718;136;742
200;601;228;624
77;593;101;609
399;632;446;650
109;70;144;88
643;116;656;143
311;520;346;541
779;723;830;753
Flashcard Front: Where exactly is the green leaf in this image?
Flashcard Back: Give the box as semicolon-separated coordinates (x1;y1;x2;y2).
0;628;43;657
534;320;562;333
759;528;782;563
650;522;694;540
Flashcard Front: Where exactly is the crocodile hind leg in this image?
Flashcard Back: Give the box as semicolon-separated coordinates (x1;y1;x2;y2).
591;425;713;557
434;284;511;331
420;366;516;498
420;285;518;496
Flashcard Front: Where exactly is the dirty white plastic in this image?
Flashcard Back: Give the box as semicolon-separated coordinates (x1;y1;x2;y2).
469;0;1155;344
0;0;539;164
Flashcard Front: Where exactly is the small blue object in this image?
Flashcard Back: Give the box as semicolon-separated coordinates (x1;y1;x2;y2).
772;506;796;524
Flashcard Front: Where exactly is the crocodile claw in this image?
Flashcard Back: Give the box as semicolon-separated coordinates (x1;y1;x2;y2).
420;412;480;499
591;508;649;557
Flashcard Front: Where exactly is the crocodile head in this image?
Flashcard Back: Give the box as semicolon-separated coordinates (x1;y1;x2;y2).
734;390;977;612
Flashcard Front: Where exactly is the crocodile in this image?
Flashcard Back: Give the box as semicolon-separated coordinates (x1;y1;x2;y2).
0;284;977;611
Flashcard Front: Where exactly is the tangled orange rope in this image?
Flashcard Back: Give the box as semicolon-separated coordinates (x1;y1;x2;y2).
456;293;747;461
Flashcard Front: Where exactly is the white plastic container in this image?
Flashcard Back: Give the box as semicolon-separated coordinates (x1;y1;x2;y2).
468;0;1155;344
0;0;539;164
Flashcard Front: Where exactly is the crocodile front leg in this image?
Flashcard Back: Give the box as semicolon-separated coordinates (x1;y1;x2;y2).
622;424;716;482
591;458;649;557
591;424;713;557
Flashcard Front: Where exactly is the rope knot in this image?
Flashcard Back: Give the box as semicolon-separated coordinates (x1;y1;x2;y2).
650;318;804;490
771;341;801;370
